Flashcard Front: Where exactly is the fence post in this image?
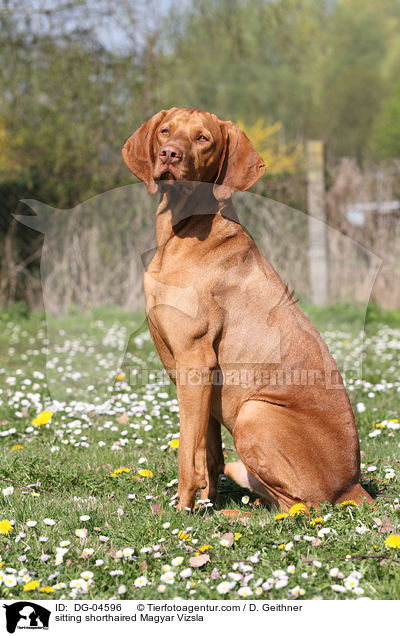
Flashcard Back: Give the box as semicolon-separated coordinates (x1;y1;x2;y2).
307;140;328;305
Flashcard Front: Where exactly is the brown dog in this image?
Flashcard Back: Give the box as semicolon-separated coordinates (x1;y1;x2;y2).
122;107;372;512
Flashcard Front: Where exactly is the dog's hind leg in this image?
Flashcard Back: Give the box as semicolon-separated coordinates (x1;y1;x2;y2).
224;460;277;507
230;399;367;512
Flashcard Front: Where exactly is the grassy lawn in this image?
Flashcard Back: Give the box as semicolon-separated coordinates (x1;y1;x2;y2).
0;303;399;601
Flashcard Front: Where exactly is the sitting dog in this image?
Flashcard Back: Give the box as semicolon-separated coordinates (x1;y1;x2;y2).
122;107;372;512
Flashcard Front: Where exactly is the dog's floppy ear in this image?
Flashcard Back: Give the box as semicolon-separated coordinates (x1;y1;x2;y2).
122;109;173;194
213;121;265;201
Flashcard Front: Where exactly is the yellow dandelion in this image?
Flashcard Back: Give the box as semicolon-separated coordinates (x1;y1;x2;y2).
115;374;125;380
289;503;307;516
170;439;179;449
310;517;324;526
275;512;289;520
0;561;5;567
340;500;358;508
32;410;53;427
12;444;23;451
177;530;191;542
139;469;153;478
234;533;242;540
0;519;13;535
278;544;286;549
23;580;40;591
39;586;55;594
385;534;400;549
198;544;213;552
109;467;131;478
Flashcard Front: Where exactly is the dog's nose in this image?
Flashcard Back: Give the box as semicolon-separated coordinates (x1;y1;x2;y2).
159;144;183;165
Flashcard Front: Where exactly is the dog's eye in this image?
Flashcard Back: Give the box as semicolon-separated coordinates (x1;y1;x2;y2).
197;134;209;142
160;128;169;135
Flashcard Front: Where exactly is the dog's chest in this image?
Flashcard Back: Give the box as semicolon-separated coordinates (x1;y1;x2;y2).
143;259;222;357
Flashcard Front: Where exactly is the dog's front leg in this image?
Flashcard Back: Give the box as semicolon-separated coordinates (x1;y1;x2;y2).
175;352;216;511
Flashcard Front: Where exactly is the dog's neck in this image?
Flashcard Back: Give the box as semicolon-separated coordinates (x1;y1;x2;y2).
155;183;238;247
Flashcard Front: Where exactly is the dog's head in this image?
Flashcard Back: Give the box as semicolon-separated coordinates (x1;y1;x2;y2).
122;107;265;200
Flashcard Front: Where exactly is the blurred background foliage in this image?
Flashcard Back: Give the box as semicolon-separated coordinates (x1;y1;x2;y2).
1;0;400;309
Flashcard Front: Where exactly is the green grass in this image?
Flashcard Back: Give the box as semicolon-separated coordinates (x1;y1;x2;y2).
0;303;399;601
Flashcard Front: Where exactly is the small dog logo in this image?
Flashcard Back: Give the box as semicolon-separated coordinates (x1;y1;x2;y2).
3;602;51;634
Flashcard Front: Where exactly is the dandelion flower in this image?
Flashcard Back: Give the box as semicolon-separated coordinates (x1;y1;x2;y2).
32;410;53;427
340;500;358;508
23;580;40;591
274;512;289;520
139;469;153;478
39;586;55;594
113;468;131;476
310;517;324;526
12;445;23;451
170;439;179;449
385;534;400;549
289;503;306;516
